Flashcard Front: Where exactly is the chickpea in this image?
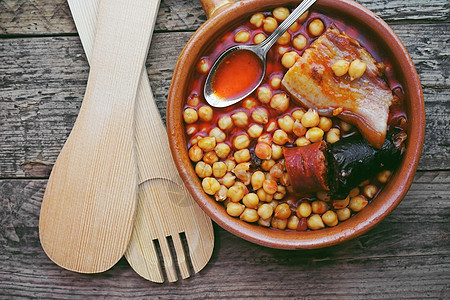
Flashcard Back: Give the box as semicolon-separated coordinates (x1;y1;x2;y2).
212;162;227;178
257;86;272;103
261;159;276;171
263;17;278;33
291;120;305;137
348;59;367;81
289;21;300;32
240;208;259;222
298;10;309;23
277;31;291;45
248;124;263;138
266;120;277;132
195;161;212;178
268;200;279;210
336;207;351;221
215;185;228;202
250;13;264;28
270;93;290;112
332;59;350;77
203;151;219;165
187;95;200;107
312;200;328;214
254;33;266;44
273;185;287;200
287;215;300;230
333;196;350;209
257;188;273;202
221;172;236;188
218;115;233;131
293;34;307;50
231;111;249;127
349;195;368;212
277;116;294;133
281;51;299;69
242;97;258;110
277;45;289;56
186;125;197;136
340;121;352;132
295;137;311;146
319;117;332;132
258;133;272;145
322;210;338;227
224;159;236;172
252;107;269;124
227;202;245;217
297;201;312;218
227;184;245;202
235;30;250;43
258;203;274;219
326;128;341;144
270;76;282;89
269;163;283;179
183;108;198;124
273;7;290;21
233;134;250;150
273;203;290;219
262;179;278;195
234;149;250;163
190;135;203;146
273;129;289;145
316;190;330;202
280;172;291;186
251;171;265;190
188;145;203;162
307;214;325;230
271;217;287;230
255;142;272;160
301;108;320;127
243;193;259;209
214;143;231;159
292;108;306;120
271;144;283;160
258;217;272;227
197;58;210;74
232;163;251;185
363;184;378;198
377;170;392;183
198;136;216;152
308;19;324;36
209;127;226;142
305;127;324;142
198;106;213;122
202;177;220;195
349;187;360;198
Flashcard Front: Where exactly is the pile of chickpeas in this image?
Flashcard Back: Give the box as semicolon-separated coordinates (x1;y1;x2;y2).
183;7;392;231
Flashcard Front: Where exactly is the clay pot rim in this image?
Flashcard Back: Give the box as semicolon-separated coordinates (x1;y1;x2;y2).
167;0;425;249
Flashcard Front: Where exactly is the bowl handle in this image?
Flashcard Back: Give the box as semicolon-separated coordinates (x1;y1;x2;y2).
200;0;235;19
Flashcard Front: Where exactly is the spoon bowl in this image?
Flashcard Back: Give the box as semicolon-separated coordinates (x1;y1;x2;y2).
203;0;317;107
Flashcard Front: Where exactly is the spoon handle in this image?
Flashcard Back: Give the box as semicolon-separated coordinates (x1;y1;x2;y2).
258;0;317;54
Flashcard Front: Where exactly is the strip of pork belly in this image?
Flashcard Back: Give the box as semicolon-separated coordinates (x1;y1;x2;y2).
282;25;393;148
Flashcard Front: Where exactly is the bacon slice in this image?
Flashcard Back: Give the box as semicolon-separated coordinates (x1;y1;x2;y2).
282;25;393;148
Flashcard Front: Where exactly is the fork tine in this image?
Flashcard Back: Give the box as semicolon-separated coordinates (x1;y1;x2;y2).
172;234;190;279
159;238;177;282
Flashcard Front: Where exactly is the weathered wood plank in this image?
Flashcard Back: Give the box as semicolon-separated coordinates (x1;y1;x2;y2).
0;23;449;177
0;171;449;298
0;0;449;36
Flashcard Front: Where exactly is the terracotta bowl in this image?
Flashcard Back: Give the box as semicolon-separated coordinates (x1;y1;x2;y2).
167;0;425;249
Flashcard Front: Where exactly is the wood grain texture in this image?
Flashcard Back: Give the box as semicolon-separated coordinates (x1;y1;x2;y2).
0;0;449;36
39;0;160;273
0;171;449;298
67;0;213;282
0;23;449;178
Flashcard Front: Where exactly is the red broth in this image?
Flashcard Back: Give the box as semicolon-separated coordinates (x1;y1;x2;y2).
212;50;263;100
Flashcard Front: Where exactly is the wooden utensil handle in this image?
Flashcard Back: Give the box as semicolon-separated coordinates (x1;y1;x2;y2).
199;0;234;18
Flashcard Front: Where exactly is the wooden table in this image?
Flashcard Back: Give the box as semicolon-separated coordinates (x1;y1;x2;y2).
1;0;449;298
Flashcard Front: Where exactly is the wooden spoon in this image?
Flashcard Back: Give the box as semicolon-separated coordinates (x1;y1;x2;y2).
39;0;159;273
67;0;214;282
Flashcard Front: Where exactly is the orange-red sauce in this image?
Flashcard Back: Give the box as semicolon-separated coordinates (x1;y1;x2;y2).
212;50;263;100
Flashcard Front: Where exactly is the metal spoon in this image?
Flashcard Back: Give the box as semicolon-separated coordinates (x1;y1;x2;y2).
204;0;317;107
